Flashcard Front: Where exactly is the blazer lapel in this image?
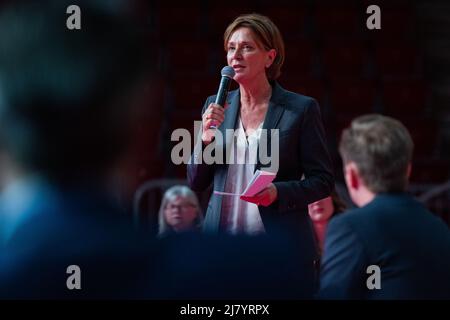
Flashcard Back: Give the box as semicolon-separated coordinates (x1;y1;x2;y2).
213;83;287;172
256;82;286;171
218;89;240;164
220;89;240;132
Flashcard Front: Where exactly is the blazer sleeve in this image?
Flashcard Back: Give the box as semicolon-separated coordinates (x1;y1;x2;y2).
187;97;216;192
273;98;334;212
318;216;367;299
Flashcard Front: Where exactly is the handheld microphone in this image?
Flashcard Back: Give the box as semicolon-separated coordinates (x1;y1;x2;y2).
209;66;235;129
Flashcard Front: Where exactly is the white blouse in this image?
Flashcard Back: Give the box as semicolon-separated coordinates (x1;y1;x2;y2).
220;116;265;235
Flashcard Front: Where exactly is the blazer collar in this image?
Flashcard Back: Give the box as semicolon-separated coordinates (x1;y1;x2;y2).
219;81;287;134
217;81;287;171
262;81;286;131
219;87;240;134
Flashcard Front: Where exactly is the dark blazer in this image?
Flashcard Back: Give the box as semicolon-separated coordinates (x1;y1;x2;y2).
187;81;334;265
319;193;450;299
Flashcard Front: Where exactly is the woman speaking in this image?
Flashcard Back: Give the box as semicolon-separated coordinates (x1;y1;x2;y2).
188;14;334;242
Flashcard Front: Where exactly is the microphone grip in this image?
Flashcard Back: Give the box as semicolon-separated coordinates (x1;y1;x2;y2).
214;77;230;107
209;76;231;129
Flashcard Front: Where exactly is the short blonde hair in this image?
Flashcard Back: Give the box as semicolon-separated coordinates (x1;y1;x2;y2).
223;13;285;80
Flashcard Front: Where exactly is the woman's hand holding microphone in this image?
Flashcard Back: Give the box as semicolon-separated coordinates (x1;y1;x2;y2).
202;66;235;146
201;103;226;145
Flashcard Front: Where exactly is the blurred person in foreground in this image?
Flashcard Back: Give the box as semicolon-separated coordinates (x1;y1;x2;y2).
308;190;346;256
319;114;450;299
0;0;157;299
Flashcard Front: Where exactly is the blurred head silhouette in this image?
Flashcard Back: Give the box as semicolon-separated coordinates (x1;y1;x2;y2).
0;0;157;299
0;0;150;185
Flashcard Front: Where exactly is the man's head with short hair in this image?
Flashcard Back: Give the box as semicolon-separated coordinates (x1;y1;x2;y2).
339;114;414;206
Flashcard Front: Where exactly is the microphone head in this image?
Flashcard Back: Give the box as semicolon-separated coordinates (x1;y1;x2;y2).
221;66;235;79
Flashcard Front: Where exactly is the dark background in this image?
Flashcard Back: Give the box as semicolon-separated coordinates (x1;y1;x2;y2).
1;0;448;229
123;0;450;229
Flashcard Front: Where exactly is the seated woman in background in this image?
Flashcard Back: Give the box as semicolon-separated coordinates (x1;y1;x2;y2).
158;185;203;237
308;190;346;255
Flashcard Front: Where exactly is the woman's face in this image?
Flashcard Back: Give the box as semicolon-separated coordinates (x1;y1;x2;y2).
308;196;334;223
226;27;275;84
164;196;198;232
